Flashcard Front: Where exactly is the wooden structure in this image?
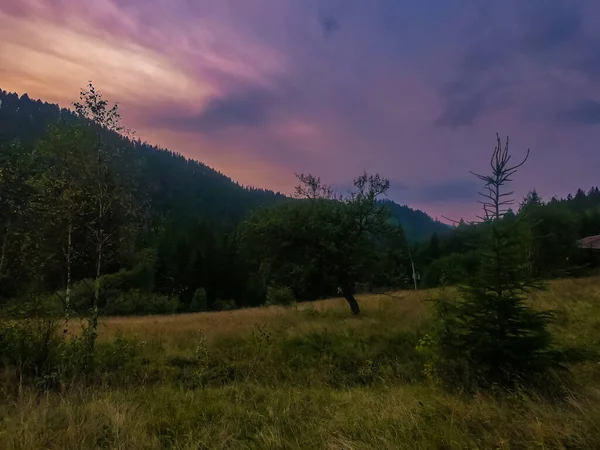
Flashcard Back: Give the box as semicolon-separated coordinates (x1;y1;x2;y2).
577;235;600;250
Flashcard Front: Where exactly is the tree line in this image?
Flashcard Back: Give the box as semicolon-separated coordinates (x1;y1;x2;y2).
413;186;600;288
1;84;598;321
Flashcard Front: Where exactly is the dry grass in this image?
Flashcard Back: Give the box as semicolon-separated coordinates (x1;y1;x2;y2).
3;276;600;449
97;289;431;344
3;383;600;449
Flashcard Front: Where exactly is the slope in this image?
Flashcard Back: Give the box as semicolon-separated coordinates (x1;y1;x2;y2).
0;88;446;237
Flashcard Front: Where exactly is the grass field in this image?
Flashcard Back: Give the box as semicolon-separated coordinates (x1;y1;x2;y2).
2;277;600;449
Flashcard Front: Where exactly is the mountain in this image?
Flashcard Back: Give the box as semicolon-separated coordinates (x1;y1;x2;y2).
0;88;446;238
380;200;449;242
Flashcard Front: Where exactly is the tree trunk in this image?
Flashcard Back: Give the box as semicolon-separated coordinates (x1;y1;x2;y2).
0;217;11;277
64;222;73;336
341;283;360;315
90;236;102;353
89;147;103;356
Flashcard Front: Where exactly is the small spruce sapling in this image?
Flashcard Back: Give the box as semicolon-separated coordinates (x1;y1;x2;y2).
427;134;561;389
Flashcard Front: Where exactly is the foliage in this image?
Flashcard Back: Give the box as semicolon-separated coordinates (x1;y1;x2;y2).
241;172;407;314
190;287;208;312
414;187;600;286
212;299;237;311
422;250;480;287
427;134;562;390
104;290;179;316
0;319;64;386
1;86;599;320
265;286;296;307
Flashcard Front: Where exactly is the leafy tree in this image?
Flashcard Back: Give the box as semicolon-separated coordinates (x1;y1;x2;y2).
34;123;95;334
0;141;37;298
242;172;402;314
72;82;138;356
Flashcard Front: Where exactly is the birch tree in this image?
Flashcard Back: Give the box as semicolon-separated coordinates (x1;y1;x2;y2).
73;82;136;357
35;124;94;334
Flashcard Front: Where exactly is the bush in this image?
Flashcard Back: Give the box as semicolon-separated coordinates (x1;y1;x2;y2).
423;285;561;391
423;251;480;287
0;319;64;386
212;299;236;311
105;290;179;316
265;286;296;307
1;293;63;319
69;265;156;314
0;319;151;389
190;288;208;312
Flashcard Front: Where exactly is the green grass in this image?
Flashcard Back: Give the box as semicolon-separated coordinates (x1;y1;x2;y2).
2;276;600;449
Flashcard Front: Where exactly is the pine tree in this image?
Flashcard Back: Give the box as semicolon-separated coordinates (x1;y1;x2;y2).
430;134;560;389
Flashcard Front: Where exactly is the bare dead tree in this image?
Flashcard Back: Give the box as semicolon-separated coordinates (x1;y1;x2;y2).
470;133;530;222
293;173;338;200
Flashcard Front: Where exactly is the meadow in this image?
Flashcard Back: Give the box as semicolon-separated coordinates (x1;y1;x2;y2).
1;276;600;449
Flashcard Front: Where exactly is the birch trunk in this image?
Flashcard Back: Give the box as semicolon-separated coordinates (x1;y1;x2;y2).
63;222;73;336
0;216;11;278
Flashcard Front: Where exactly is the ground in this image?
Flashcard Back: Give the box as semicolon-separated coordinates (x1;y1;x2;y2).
1;277;600;449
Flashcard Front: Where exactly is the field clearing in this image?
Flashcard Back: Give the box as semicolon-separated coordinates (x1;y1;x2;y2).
97;291;430;342
3;276;600;449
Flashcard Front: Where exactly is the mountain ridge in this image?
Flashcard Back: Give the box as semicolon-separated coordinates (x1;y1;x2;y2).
0;88;448;240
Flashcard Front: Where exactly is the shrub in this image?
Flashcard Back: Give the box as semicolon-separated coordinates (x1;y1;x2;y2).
212;299;236;311
265;286;296;307
0;293;63;319
0;319;151;388
190;287;208;312
423;251;480;287
0;319;64;386
105;290;179;316
69;265;156;314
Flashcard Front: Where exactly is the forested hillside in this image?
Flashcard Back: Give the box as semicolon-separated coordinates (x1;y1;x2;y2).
0;89;287;229
0;86;449;315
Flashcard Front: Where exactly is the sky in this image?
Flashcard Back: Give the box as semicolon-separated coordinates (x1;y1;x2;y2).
1;0;599;222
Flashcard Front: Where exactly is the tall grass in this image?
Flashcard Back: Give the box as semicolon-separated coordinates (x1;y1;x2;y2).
1;276;600;449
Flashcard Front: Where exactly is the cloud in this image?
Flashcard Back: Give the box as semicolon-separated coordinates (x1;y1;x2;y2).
319;15;339;39
435;14;513;128
0;5;207;106
385;178;481;205
413;180;481;204
160;88;276;133
517;0;584;53
559;99;600;125
435;91;486;128
435;0;600;129
572;40;600;82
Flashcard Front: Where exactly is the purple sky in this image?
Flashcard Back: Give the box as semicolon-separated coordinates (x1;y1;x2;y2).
1;0;599;221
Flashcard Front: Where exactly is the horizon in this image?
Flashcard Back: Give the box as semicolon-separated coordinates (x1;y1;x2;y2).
1;1;599;222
